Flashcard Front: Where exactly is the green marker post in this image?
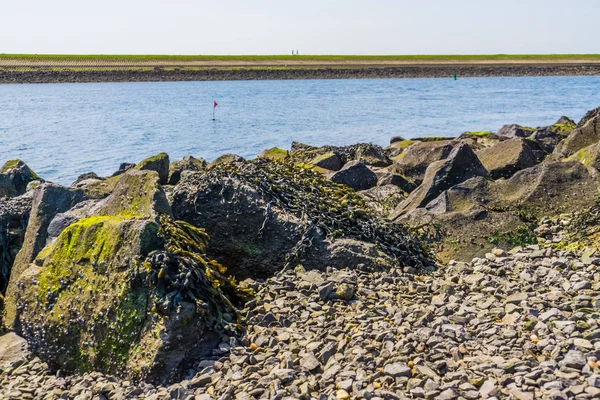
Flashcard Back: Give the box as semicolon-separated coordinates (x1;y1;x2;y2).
453;72;457;80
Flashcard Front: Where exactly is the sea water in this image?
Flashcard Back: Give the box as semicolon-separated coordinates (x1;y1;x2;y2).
1;76;599;184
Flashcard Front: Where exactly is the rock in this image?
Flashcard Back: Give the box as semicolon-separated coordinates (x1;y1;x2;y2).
359;185;406;218
135;152;170;185
0;333;29;365
391;140;455;184
300;352;321;371
8;170;234;384
559;350;586;370
355;144;392;167
566;140;600;170
476;139;538;179
384;362;412;378
335;283;355;301
168;156;207;185
530;119;576;153
4;183;86;328
391;143;489;216
557;106;600;156
258;147;288;161
308;152;343;171
330;161;378;191
390;136;405;144
71;172;103;187
496;124;535;139
376;172;417;192
207;154;245;169
111;162;136;177
0;194;32;297
171;159;427;278
0;160;40;198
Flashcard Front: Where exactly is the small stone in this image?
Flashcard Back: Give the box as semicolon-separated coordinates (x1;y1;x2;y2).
383;362;412;378
336;389;350;399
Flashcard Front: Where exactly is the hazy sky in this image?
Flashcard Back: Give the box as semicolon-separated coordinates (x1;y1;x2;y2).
3;0;599;55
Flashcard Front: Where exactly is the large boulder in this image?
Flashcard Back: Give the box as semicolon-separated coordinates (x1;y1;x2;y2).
359;185;407;218
135;152;170;185
4;183;86;327
496;124;535;139
207;153;245;169
330;161;378;191
7;170;241;383
493;160;599;217
391;143;489;217
391;140;455;184
476;138;538;179
557;106;600;157
168;155;207;185
0;160;40;198
171;159;429;278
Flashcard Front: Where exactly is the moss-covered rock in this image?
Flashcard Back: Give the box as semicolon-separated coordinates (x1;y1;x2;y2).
7;170;244;383
258;147;289;161
135;153;170;185
0;160;40;198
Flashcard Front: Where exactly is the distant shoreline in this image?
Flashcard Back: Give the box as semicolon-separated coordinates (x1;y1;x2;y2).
2;63;600;83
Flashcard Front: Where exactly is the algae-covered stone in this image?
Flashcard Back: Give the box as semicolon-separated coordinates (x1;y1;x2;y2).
8;170;242;383
355;144;391;167
172;158;428;278
168;156;207;186
0;160;40;198
258;147;289;161
135;153;170;185
566;141;600;170
4;183;85;328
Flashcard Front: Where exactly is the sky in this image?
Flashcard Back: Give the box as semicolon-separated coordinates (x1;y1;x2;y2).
2;0;599;55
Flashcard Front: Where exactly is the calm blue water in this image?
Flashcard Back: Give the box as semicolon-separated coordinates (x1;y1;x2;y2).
1;76;599;185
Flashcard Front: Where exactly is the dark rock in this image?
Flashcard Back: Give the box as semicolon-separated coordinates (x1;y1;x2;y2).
390;136;405;144
496;124;536;139
308;152;343;171
135;153;170;185
111;162;136;177
0;195;32;295
391;143;489;217
391;140;455;184
168;156;207;185
476;139;538;179
330;161;378;191
72;172;103;187
0;160;40;198
171;159;427;278
530;121;575;154
355;144;392;167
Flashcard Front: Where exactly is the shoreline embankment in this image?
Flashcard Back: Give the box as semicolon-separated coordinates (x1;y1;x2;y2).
2;63;600;84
